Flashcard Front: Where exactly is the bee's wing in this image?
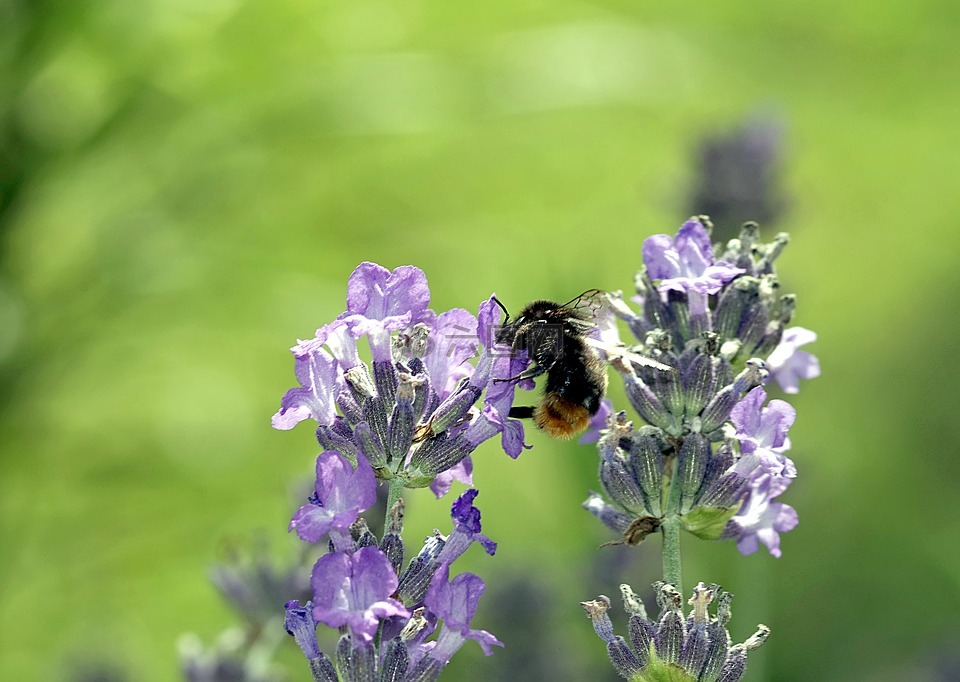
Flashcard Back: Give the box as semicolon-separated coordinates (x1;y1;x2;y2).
584;337;674;372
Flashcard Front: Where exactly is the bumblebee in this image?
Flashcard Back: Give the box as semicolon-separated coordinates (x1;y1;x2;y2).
494;291;608;439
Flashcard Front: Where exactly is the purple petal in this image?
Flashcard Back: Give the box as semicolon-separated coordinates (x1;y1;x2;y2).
289;504;337;542
642;234;679;280
423;309;480;399
429;458;474;498
730;386;766;439
311;547;409;643
767;327;820;394
425;565;482;630
451;489;482;534
675;219;714;274
272;347;341;430
346;262;431;323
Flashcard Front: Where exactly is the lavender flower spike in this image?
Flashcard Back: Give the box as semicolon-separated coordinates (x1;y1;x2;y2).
766;326;820;394
289;450;376;543
311;546;410;643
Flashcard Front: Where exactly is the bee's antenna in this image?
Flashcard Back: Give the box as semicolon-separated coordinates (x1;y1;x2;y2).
492;296;511;323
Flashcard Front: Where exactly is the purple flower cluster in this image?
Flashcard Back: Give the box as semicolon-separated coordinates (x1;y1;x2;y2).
586;218;817;557
273;264;516;680
273;262;528;497
284;486;501;681
582;582;769;682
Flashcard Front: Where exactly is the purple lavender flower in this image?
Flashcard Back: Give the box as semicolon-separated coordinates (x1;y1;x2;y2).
289;450;376;545
642;219;744;315
271;345;342;430
422;565;503;662
310;546;409;643
767;326;820;394
729;386;796;478
725;472;798;558
437;489;497;565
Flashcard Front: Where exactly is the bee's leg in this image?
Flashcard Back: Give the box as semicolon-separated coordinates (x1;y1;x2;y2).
492;363;547;384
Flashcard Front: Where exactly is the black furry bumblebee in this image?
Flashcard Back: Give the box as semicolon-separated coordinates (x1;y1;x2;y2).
494;291;608;439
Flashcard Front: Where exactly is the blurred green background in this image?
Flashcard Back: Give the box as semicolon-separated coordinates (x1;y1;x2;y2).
2;0;959;680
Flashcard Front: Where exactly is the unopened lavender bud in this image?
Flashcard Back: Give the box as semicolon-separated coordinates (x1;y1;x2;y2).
379;638;408;682
622;370;673;431
362;396;390;460
701;621;731;682
628;615;654;668
608;636;643;679
715;278;758;340
736;301;770;351
682;352;715;418
350;641;376;682
715;646;747;682
677;434;709;513
626;432;664;517
335;635;351;679
701;361;766;433
316;424;358;460
405;657;443;682
583;492;633;534
373;360;398;405
380;500;405;573
353;422;386;469
387;401;415;463
655;584;685;664
425;385;479;437
654;359;685;417
409;432;473;476
337;390;364;425
680;622;710;678
600;453;649;517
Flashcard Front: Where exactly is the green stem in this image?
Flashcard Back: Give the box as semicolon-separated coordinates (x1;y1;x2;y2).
661;456;684;595
385;477;405;531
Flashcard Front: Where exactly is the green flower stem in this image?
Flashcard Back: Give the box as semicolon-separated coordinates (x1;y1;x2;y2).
385;476;405;529
661;457;684;595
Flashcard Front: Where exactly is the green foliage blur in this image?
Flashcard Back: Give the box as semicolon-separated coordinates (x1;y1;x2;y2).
2;1;959;680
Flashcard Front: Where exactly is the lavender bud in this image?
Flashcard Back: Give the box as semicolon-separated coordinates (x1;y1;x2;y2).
373;360;398;405
379;638;408;682
581;595;615;642
583;492;634;535
654;359;684;417
349;641;376;682
337;390;364;425
655;584;684;664
405;657;443;682
387;400;415;463
715;278;758;340
353;422;386;469
682;352;715;418
608;636;643;679
701;621;731;682
715;646;747;682
425;385;479;437
677;434;709;513
625;431;664;517
628;615;654;668
600;453;649;517
362;397;390;461
335;635;351;679
700;361;766;433
622;371;673;431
